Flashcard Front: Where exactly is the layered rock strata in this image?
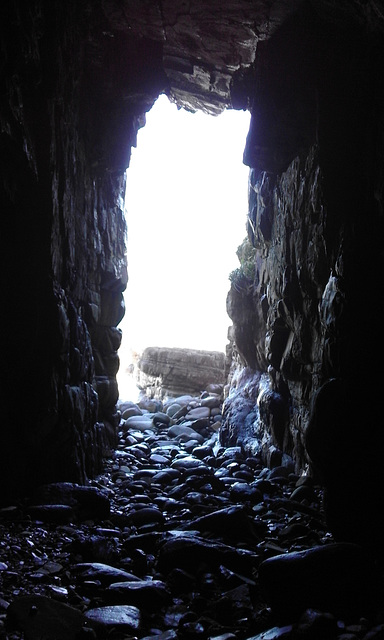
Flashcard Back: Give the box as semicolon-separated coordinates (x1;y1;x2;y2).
136;347;225;398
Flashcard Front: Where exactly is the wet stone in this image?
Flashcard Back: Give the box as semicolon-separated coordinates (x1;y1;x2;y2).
152;411;171;426
168;424;205;444
2;387;383;640
127;506;165;529
171;456;207;471
27;504;75;524
229;482;263;504
6;595;94;640
85;604;141;631
72;563;141;585
107;579;171;608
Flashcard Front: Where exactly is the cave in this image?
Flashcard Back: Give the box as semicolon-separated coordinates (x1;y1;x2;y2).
1;1;384;636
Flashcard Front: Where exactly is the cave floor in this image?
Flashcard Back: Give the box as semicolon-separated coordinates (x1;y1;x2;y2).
1;392;383;640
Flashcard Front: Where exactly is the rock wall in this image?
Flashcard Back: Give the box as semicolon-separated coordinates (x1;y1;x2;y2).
221;4;384;547
224;145;327;468
0;0;163;498
137;347;225;398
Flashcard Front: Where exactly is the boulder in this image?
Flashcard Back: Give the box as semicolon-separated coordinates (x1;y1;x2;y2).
258;543;379;621
137;347;225;398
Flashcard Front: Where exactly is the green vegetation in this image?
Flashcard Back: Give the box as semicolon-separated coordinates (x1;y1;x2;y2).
229;236;255;291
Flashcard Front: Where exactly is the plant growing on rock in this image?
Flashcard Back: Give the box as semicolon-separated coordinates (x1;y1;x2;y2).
229;236;256;292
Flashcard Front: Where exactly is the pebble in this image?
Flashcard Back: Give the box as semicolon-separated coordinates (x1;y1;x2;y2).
168;424;205;443
73;562;141;585
84;604;141;631
258;543;380;621
122;416;155;431
6;595;93;640
107;579;171;608
185;406;211;420
2;387;384;640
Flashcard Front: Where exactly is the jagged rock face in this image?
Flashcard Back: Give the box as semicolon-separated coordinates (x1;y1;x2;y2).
137;347;225;398
222;3;384;548
102;0;302;114
0;0;163;497
225;146;326;468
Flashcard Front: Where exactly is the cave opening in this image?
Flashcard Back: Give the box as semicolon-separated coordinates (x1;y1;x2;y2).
3;2;384;635
117;94;250;401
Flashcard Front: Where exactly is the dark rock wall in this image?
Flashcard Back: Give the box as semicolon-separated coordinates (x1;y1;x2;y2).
223;4;384;546
0;0;163;499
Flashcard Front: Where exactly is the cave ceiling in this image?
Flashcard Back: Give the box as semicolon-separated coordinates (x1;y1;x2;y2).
100;0;304;114
99;0;384;115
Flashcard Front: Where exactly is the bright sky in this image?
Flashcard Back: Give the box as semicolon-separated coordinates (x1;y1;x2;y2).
117;94;250;386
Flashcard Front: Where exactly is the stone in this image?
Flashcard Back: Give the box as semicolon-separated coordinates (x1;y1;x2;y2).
164;396;194;408
151;468;181;484
84;605;141;632
168;424;205;444
122;416;155;432
206;384;224;395
185;407;211;421
180;505;262;542
127;507;165;529
258;543;379;621
2;404;384;640
150;453;170;465
201;395;222;409
73;563;141;586
27;505;75;524
170;456;207;471
122;406;143;419
166;403;182;418
289;485;316;503
107;579;171;608
188;417;211;432
69;535;120;564
294;609;338;639
191;444;214;459
229;482;263;503
29;483;110;520
152;411;171;426
6;595;97;640
156;535;257;576
246;626;293;640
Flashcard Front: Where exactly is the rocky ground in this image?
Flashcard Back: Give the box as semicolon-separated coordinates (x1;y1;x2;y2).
1;387;384;640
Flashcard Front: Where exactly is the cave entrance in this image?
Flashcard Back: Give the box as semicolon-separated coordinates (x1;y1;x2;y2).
117;95;250;400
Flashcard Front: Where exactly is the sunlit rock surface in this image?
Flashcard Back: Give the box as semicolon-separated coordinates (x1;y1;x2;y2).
137;347;225;398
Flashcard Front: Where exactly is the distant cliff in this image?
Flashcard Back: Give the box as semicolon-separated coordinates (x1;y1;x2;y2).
137;347;225;398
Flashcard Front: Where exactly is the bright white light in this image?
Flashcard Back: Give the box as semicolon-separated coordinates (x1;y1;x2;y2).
117;94;250;393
